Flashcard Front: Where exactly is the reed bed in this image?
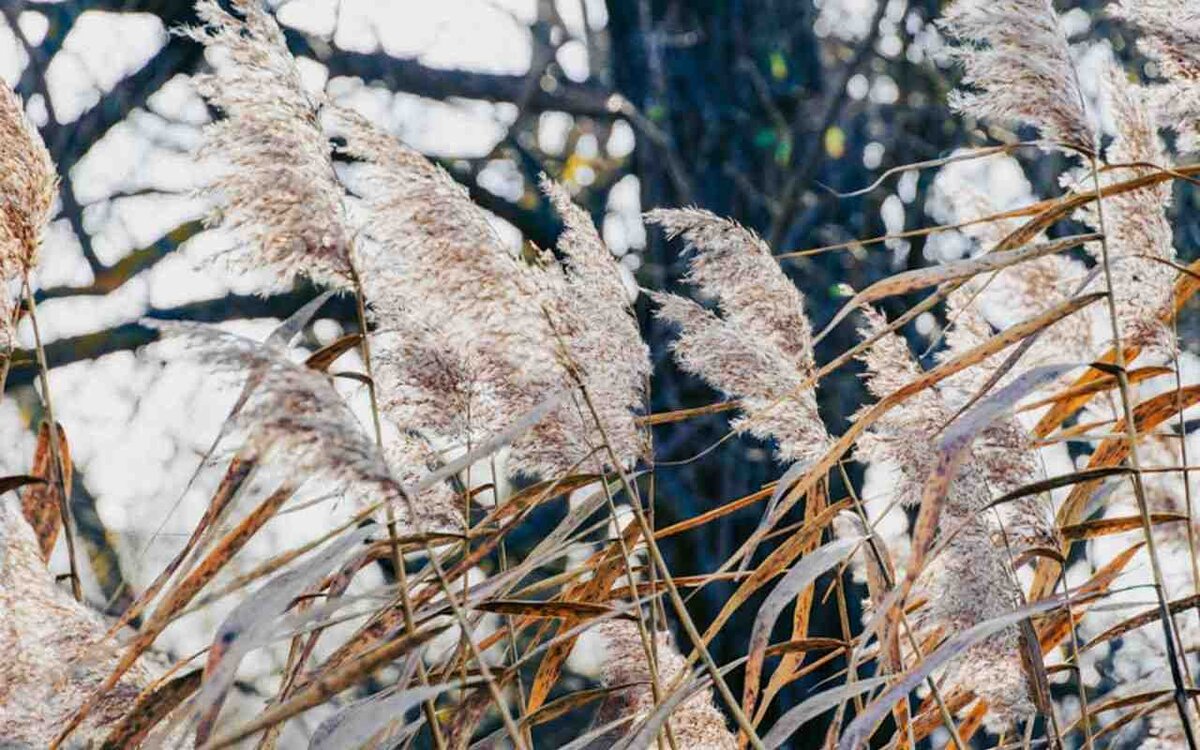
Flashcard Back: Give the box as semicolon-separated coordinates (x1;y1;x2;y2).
2;0;1200;747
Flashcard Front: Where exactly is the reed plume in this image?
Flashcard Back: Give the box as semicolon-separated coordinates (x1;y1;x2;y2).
648;208;829;463
334;106;556;467
591;619;737;749
1074;64;1178;350
940;0;1095;153
522;177;650;474
856;308;1039;727
1111;0;1200;152
0;497;158;746
151;322;460;532
338;107;649;476
186;0;352;288
0;82;56;352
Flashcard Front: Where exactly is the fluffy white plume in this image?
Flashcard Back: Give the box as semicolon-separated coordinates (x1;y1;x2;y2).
1111;0;1200;152
592;619;737;749
648;208;829;463
152;322;461;533
186;0;353;287
337;111;649;477
940;0;1095;153
1;498;159;745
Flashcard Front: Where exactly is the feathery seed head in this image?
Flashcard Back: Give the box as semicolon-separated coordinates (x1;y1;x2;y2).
520;177;651;474
187;0;352;288
1111;0;1200;150
1;498;157;744
0;82;56;352
940;0;1095;154
1076;64;1178;350
338;110;649;477
152;322;460;532
592;619;737;749
648;209;828;463
923;518;1036;729
647;207;815;366
0;83;55;279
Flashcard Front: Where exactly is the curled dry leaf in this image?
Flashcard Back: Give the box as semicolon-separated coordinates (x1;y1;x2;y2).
20;419;71;562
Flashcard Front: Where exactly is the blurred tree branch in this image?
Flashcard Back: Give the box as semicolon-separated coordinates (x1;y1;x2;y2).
7;288;357;390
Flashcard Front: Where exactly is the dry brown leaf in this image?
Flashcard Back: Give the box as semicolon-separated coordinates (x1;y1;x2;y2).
303;333;362;372
1061;513;1188;542
20;420;71;561
816;233;1100;342
99;669;203;749
474;599;630;621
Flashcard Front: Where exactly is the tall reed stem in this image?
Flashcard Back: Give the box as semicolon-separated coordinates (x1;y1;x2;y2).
1087;152;1198;747
574;382;767;750
22;279;82;601
346;263;447;750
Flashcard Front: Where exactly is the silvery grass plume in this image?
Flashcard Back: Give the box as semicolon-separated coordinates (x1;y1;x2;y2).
1110;0;1200;152
523;177;650;474
185;0;353;288
854;308;1038;728
933;257;1083;562
939;0;1095;154
647;208;830;464
333;105;555;461
0;497;159;745
590;619;736;750
856;305;1053;550
0;81;56;352
336;107;649;476
151;322;460;532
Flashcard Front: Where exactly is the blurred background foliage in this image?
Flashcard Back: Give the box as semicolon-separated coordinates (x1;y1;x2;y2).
2;1;1197;745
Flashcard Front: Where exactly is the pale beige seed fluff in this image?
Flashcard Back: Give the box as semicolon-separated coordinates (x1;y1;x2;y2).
0;81;56;352
1111;0;1200;152
648;208;830;463
337;107;650;478
153;322;460;533
335;107;559;465
186;0;353;288
940;0;1095;154
0;497;158;746
521;177;650;475
856;307;1056;550
1075;63;1178;351
591;619;736;749
855;308;1038;728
